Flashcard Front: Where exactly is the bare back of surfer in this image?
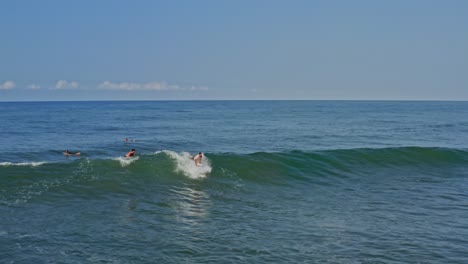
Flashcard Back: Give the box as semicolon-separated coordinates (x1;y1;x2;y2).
64;150;80;156
125;149;136;158
192;152;203;166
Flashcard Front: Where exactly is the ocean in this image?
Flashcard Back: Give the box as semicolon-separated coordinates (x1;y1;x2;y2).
1;101;467;263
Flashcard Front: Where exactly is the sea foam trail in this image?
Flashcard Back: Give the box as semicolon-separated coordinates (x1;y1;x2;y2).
0;162;47;167
162;150;212;179
113;156;139;167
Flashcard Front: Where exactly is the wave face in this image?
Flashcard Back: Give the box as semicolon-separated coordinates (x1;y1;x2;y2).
1;147;466;204
1;148;468;263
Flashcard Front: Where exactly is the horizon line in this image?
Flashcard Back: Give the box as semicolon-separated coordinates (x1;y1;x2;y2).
1;99;468;103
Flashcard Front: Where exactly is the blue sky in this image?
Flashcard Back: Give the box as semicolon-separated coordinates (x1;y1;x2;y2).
1;0;467;101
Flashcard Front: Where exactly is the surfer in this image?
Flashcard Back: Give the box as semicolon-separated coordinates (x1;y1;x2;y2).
191;152;203;166
125;149;136;158
64;150;80;156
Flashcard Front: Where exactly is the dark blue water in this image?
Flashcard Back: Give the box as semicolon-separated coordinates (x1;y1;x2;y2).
1;101;468;263
1;101;467;160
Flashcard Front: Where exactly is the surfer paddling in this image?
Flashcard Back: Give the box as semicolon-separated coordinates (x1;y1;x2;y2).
125;149;136;158
191;152;203;166
64;150;80;156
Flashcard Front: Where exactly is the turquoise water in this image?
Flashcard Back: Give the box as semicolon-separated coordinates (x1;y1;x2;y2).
1;101;468;263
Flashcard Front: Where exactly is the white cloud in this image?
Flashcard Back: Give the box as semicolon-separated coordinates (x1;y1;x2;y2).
99;81;178;91
54;80;79;89
28;84;41;90
0;81;15;90
98;81;208;92
189;86;209;91
55;80;67;89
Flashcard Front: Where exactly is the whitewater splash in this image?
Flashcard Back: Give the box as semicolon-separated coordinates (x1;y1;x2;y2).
114;156;139;167
162;150;212;179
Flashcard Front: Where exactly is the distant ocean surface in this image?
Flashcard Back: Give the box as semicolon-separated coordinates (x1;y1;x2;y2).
1;101;468;263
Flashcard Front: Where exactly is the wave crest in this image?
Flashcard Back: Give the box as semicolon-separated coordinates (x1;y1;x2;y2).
162;150;212;179
114;156;139;167
0;161;47;167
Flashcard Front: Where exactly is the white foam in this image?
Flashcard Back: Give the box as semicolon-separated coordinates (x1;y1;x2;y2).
0;162;46;167
114;156;139;167
163;150;212;179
